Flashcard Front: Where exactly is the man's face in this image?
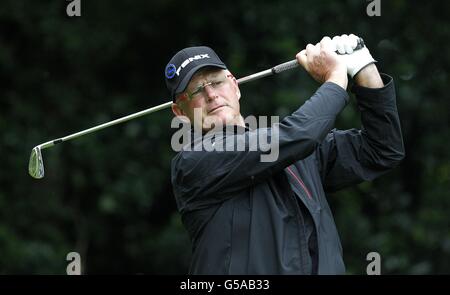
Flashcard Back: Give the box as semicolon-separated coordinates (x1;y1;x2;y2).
171;68;242;131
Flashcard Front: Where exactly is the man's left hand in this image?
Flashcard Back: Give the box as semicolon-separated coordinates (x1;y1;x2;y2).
332;34;384;88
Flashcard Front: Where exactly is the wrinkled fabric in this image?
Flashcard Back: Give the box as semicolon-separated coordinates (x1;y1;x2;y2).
171;74;405;274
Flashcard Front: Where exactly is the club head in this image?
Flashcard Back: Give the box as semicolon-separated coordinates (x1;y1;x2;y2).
29;146;45;179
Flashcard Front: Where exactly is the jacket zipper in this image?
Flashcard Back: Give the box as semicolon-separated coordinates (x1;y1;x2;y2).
286;166;313;200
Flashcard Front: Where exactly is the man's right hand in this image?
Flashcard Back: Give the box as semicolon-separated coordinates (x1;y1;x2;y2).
296;36;348;90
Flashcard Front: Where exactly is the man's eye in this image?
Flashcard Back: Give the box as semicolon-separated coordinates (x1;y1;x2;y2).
211;80;223;87
191;88;202;96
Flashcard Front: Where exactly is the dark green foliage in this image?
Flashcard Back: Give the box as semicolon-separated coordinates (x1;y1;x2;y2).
0;0;448;274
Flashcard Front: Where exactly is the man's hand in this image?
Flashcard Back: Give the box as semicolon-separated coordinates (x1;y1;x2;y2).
296;37;348;90
331;34;376;78
331;34;383;88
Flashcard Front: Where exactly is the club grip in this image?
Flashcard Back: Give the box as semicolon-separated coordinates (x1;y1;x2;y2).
355;37;365;50
336;37;365;55
272;60;299;74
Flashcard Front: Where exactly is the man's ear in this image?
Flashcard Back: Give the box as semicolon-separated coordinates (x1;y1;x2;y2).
172;103;191;123
227;71;241;100
172;102;185;117
236;87;241;100
232;80;241;100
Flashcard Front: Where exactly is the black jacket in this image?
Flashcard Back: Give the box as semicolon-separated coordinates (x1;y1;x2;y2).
171;74;405;274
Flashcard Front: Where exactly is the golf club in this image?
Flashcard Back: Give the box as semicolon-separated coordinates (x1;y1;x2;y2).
28;38;365;179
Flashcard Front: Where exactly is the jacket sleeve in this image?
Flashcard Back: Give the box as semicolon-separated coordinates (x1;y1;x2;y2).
316;74;405;193
172;82;349;212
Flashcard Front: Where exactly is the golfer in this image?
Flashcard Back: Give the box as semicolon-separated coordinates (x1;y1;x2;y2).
166;34;405;274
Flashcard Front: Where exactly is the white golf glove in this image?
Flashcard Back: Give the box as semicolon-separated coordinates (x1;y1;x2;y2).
331;34;376;78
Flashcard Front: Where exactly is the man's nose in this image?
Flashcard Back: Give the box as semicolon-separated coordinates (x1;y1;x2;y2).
203;84;218;101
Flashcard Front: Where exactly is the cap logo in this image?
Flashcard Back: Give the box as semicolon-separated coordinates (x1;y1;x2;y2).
165;64;177;79
175;54;210;76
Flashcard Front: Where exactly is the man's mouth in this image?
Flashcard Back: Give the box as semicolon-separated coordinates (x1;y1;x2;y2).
208;105;227;114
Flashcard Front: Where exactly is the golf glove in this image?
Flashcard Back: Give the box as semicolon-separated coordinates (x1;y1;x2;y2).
331;34;376;78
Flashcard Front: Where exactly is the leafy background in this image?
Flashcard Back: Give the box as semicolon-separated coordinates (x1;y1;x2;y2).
0;0;448;274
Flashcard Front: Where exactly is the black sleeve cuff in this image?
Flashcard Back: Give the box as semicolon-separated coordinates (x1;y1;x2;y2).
321;81;350;104
351;73;396;108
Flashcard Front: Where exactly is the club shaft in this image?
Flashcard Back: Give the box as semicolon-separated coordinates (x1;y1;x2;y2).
236;69;274;84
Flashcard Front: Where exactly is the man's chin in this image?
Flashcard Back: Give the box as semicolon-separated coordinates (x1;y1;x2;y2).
203;113;234;130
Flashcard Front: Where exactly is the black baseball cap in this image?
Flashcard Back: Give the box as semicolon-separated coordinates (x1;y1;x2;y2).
164;46;227;102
